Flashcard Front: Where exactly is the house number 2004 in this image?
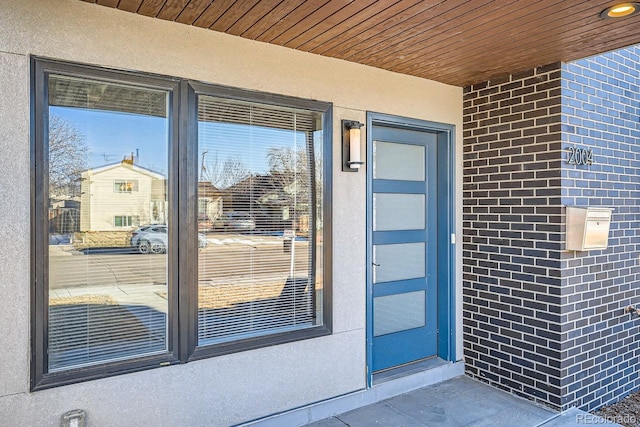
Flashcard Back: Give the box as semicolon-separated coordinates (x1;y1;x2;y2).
566;146;594;165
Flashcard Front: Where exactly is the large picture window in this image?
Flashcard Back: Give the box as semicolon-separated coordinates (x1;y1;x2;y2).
196;94;324;345
32;59;332;389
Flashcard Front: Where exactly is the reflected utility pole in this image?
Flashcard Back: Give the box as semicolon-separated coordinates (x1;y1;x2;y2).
200;150;208;181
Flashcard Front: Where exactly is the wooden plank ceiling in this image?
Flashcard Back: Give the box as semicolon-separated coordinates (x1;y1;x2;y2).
81;0;640;87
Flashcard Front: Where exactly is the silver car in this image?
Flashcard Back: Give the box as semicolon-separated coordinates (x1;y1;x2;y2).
130;225;208;254
223;212;256;231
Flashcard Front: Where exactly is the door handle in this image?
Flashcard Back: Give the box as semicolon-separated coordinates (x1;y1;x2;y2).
372;262;380;267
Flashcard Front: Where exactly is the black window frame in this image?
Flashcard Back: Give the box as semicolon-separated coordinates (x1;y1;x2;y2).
31;58;333;390
184;81;333;361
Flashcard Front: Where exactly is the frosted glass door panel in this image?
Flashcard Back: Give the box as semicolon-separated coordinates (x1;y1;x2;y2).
373;141;425;181
374;242;425;283
374;193;425;231
374;291;426;336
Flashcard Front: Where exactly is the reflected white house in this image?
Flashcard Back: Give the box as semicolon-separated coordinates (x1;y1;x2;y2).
198;181;225;226
80;159;167;231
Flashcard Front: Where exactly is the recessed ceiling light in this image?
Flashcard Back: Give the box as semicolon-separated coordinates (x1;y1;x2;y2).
600;2;640;18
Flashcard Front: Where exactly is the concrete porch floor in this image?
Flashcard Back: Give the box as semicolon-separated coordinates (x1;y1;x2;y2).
305;376;621;427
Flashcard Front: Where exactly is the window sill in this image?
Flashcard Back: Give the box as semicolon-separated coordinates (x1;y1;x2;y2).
189;325;332;361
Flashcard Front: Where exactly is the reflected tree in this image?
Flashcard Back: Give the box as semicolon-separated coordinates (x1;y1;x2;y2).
220;156;249;189
267;146;313;227
202;152;249;190
49;114;88;198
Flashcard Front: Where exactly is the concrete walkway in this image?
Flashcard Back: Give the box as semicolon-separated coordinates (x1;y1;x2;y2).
306;376;620;427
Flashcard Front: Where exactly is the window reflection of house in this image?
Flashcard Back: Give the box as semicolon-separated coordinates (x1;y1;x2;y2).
114;180;138;193
197;181;225;226
227;174;311;233
114;215;139;228
80;161;166;231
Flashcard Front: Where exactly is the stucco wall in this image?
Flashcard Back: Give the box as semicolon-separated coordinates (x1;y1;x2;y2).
0;0;463;425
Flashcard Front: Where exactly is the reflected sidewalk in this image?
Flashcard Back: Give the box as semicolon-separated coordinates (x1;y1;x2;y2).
50;282;168;314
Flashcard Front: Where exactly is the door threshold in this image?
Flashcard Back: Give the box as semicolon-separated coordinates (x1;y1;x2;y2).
373;357;447;385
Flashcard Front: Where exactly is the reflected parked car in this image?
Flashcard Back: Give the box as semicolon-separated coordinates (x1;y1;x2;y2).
130;225;208;254
220;212;256;231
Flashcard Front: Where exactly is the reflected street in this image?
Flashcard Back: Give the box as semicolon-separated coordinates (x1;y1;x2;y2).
50;232;315;309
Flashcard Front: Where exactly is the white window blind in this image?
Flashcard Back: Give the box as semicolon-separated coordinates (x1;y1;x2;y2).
196;95;324;345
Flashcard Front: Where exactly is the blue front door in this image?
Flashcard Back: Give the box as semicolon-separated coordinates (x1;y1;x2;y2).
370;124;439;372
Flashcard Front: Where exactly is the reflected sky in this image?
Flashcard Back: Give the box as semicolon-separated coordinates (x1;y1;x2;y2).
52;106;169;174
52;105;322;180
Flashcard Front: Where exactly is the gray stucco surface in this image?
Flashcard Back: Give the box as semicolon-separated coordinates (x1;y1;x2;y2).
0;51;30;397
0;331;365;426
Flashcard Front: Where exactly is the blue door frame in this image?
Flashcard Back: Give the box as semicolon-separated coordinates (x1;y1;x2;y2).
366;112;456;384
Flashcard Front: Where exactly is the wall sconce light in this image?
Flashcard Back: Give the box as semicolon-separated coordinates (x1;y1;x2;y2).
342;120;364;172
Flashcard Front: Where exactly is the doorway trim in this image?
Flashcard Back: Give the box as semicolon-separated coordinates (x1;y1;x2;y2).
366;112;456;386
